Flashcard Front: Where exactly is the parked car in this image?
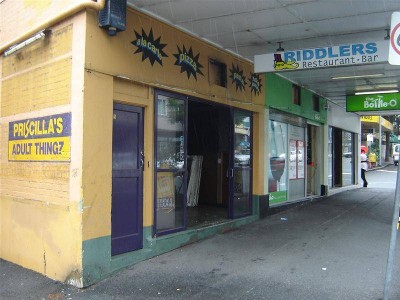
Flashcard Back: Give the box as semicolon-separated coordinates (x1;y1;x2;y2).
234;148;250;166
393;144;400;166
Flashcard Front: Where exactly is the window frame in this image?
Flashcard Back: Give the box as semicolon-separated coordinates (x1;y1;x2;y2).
209;58;227;88
313;95;320;112
292;85;301;106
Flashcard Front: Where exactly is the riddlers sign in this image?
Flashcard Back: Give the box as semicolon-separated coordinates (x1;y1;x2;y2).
8;113;71;161
346;93;400;112
254;41;388;72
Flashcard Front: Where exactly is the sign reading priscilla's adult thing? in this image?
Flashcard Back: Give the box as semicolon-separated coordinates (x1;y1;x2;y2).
8;113;71;161
254;41;389;73
346;93;400;112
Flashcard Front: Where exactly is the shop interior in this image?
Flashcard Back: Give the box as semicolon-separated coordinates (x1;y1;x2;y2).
186;100;231;228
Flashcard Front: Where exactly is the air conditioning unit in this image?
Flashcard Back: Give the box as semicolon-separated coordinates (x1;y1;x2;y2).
98;0;127;36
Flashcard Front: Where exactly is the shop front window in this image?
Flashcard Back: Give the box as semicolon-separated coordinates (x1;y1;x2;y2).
268;120;288;204
342;131;354;186
232;111;252;217
155;93;186;234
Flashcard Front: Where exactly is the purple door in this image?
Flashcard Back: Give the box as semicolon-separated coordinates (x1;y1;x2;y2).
111;104;143;256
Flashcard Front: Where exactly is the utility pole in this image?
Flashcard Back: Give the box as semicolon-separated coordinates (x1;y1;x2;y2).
379;116;382;166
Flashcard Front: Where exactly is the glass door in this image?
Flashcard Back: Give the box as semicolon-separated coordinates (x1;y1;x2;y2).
342;130;355;186
288;124;306;201
154;91;187;235
230;110;252;218
268;120;288;205
328;127;333;188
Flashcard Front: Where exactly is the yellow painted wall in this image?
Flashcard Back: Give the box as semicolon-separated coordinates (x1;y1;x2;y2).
81;71;113;240
0;14;84;284
82;7;266;241
0;1;267;282
82;72;155;240
0;0;85;51
85;8;265;107
1;24;72;115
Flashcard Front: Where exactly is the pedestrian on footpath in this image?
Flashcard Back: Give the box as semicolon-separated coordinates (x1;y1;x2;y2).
361;149;368;187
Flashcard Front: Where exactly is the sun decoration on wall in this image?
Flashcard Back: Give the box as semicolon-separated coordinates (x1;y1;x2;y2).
229;64;246;92
173;45;204;80
131;28;168;66
249;72;262;96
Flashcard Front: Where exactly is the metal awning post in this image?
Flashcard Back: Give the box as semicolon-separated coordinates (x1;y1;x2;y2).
383;163;400;300
379;116;382;166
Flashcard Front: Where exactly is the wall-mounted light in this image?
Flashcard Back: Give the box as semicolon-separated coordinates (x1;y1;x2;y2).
276;42;284;52
4;30;49;57
331;73;384;80
355;89;399;95
98;0;126;36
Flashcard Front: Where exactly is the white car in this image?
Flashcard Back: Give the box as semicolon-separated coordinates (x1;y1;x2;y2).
235;149;250;166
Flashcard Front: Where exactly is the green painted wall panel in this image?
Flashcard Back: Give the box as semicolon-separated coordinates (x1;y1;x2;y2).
269;191;287;204
265;73;327;124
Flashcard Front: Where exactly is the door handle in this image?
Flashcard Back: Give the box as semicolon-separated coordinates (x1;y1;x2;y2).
140;150;144;169
140;158;144;169
226;169;234;178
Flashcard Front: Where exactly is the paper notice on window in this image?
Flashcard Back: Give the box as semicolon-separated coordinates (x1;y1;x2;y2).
297;140;305;179
289;140;297;179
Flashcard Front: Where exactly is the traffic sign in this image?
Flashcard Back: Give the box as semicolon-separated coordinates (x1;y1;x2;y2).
389;12;400;65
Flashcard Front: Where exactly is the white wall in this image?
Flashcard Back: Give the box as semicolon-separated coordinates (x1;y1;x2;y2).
327;101;361;188
328;102;360;133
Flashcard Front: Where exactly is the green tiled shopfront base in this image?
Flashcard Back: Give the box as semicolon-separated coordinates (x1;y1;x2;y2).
82;196;260;286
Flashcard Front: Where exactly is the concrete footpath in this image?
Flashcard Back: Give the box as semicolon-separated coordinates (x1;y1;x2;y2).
2;169;400;299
